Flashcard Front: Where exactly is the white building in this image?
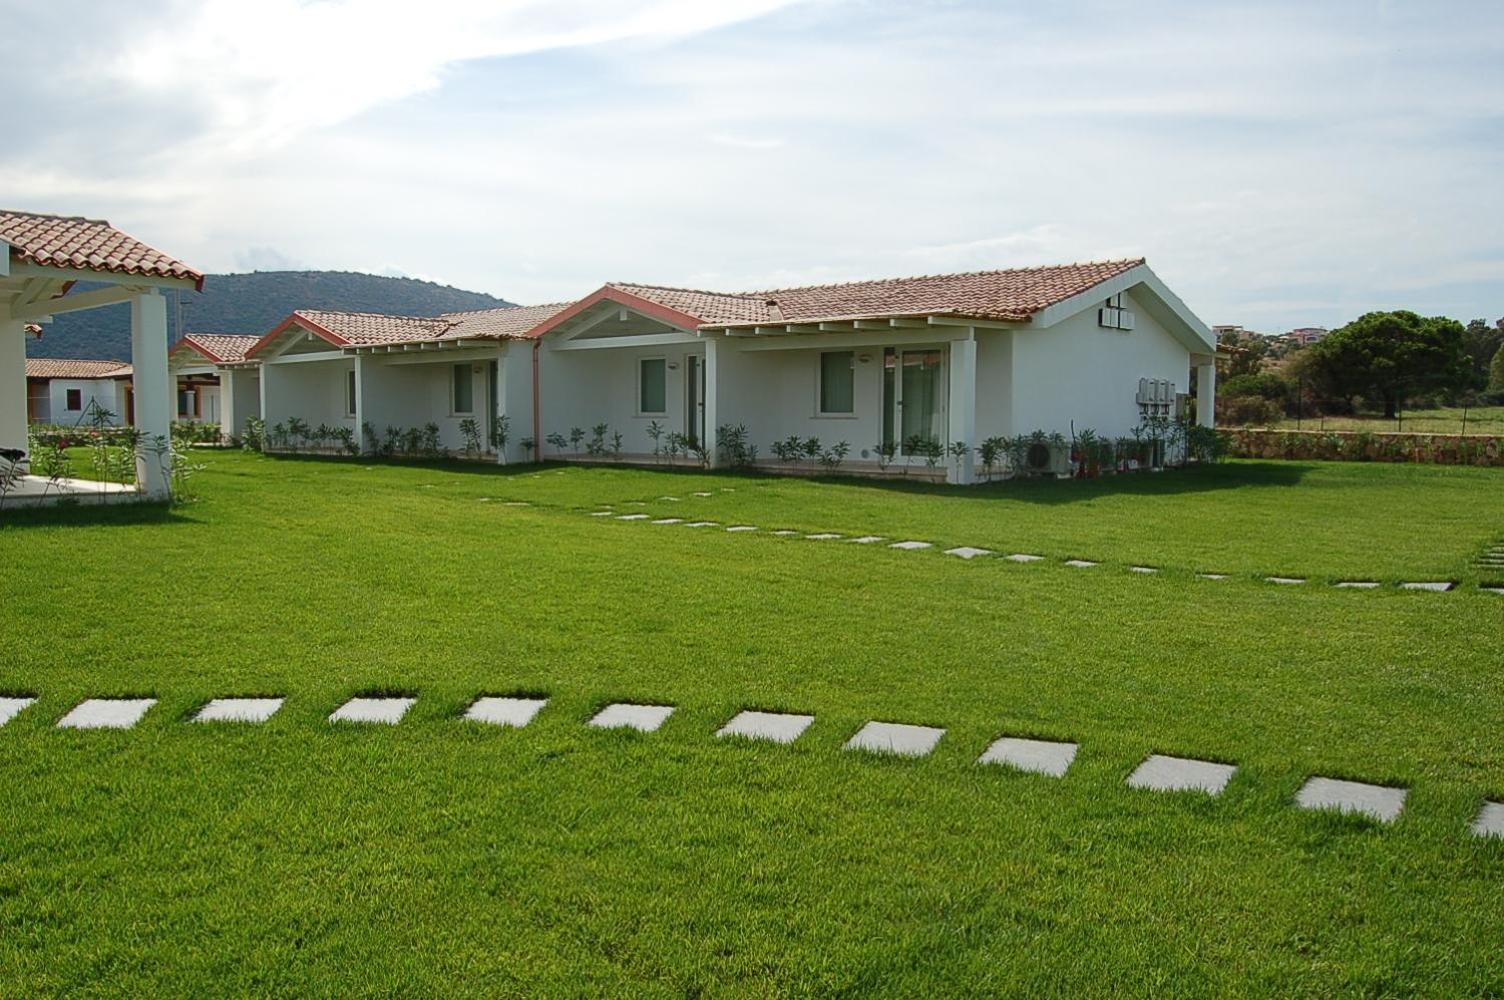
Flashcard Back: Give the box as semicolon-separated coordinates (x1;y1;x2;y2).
168;333;262;438
25;358;133;425
247;258;1215;484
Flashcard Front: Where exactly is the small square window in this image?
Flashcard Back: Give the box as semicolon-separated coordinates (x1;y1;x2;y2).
66;388;83;411
639;358;666;414
819;351;854;414
452;364;473;414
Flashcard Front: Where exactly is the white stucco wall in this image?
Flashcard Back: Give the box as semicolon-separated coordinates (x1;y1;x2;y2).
538;337;704;457
43;378;127;425
1006;287;1190;440
261;357;356;438
358;351;499;455
717;341;889;461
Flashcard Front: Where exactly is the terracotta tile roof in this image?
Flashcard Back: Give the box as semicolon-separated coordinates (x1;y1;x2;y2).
26;358;132;379
292;309;459;346
606;283;775;326
177;333;261;364
442;302;574;339
1;209;203;289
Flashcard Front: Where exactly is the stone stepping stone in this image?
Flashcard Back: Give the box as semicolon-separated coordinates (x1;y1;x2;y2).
478;497;492;502
588;703;674;732
329;697;415;725
1198;573;1228;581
1471;801;1504;839
57;698;157;730
501;501;530;507
1265;576;1306;585
651;518;684;525
844;721;945;758
1399;581;1454;592
195;698;284;723
465;696;547;728
721;487;736;491
1129;566;1157;574
589;511;614;517
945;546;992;559
978;736;1077;777
625;501;647;506
726;525;758;532
0;697;37;727
805;533;842;540
1007;553;1043;563
1483;587;1504;596
684;521;719;528
1064;559;1098;568
1295;776;1406;823
716;710;814;744
1126;754;1236;795
849;535;885;544
692;491;713;497
616;513;650;521
890;541;932;551
1335;581;1380;589
772;530;800;536
658;496;681;501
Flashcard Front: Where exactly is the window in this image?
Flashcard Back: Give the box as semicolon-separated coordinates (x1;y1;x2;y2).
66;388;83;411
818;351;855;414
638;357;666;414
452;364;473;414
346;370;357;417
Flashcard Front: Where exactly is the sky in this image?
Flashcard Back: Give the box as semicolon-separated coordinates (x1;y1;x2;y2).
2;0;1501;332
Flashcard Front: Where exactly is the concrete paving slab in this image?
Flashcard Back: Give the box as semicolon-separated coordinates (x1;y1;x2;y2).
1198;573;1228;580
1484;587;1504;595
57;698;157;730
692;491;713;497
465;696;547;728
978;737;1077;777
0;697;37;727
616;514;650;521
589;511;614;517
329;697;415;725
1266;576;1306;585
1126;754;1236;795
845;721;945;757
502;501;530;507
945;546;992;559
726;525;758;532
195;698;284;723
772;530;800;536
716;710;815;744
890;541;932;550
1335;581;1380;589
651;518;684;525
588;703;675;732
1129;566;1157;574
1472;801;1504;839
849;535;885;544
1007;553;1044;563
1399;581;1454;592
805;533;842;540
1064;559;1099;568
684;521;719;528
658;496;681;501
1295;776;1406;822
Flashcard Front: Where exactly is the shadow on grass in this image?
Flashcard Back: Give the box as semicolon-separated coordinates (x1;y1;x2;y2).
0;500;195;531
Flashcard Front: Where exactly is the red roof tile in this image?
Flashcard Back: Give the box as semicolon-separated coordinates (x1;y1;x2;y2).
1;209;203;289
442;303;574;339
606;284;775;326
176;333;262;364
291;309;459;346
26;358;132;379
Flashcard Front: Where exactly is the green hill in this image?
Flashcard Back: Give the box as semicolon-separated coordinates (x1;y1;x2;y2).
25;271;515;360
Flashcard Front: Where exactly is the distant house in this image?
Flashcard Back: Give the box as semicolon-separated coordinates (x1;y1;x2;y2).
168;333;262;436
1284;326;1329;347
247;258;1215;483
25;358;133;425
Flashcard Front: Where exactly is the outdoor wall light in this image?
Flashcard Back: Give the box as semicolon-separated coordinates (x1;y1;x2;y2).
858;354;872;363
667;362;680;370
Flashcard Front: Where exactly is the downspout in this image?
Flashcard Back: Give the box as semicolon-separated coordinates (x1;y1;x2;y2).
531;340;541;464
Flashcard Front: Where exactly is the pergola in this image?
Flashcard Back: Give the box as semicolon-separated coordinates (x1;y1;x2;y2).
1;210;203;500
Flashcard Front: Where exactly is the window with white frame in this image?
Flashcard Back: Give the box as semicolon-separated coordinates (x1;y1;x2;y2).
638;357;667;414
452;363;474;414
818;351;855;414
345;370;357;417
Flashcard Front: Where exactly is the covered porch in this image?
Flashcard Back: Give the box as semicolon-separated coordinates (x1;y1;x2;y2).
1;210;203;503
168;333;262;441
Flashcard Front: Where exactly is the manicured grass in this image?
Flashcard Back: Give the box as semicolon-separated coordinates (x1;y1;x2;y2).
2;452;1503;995
1260;404;1504;436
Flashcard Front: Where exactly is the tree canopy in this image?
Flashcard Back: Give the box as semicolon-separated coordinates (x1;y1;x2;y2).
1304;311;1471;418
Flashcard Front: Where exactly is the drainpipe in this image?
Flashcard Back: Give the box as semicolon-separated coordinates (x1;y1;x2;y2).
531;340;541;464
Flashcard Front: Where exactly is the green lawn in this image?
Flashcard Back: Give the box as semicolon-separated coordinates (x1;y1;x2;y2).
2;452;1503;995
1259;404;1504;436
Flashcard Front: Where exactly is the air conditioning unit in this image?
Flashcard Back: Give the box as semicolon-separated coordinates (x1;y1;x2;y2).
1023;440;1072;477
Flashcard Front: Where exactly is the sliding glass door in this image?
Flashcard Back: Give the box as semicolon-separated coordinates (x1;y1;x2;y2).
882;347;946;455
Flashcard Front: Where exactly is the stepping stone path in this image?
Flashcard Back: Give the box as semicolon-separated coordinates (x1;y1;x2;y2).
588;703;674;732
1126;754;1236;795
945;546;991;559
716;710;814;744
978;737;1077;777
890;541;931;551
1399;581;1454;592
1007;553;1044;563
684;521;718;528
1295;776;1406;823
849;535;885;544
1064;559;1098;568
726;525;757;532
651;518;683;525
58;698;157;730
1266;577;1306;585
465;696;547;728
195;698;284;723
1336;581;1380;589
329;697;415;725
616;514;650;521
1472;801;1504;839
805;533;842;540
0;697;36;727
845;721;945;758
1129;566;1157;574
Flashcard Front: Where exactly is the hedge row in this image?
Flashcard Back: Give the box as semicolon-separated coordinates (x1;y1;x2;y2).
1221;429;1503;467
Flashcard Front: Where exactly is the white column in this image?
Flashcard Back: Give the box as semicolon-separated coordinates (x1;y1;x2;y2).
1197;361;1217;429
353;354;368;454
130;290;172;499
494;346;508;465
703;336;720;468
947;333;977;484
0;314;27;467
217;370;235;442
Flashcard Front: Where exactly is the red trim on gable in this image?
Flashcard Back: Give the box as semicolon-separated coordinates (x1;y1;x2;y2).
520;285;704;340
245;312;351;358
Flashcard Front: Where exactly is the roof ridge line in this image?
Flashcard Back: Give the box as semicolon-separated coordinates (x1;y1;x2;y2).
747;257;1145;296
